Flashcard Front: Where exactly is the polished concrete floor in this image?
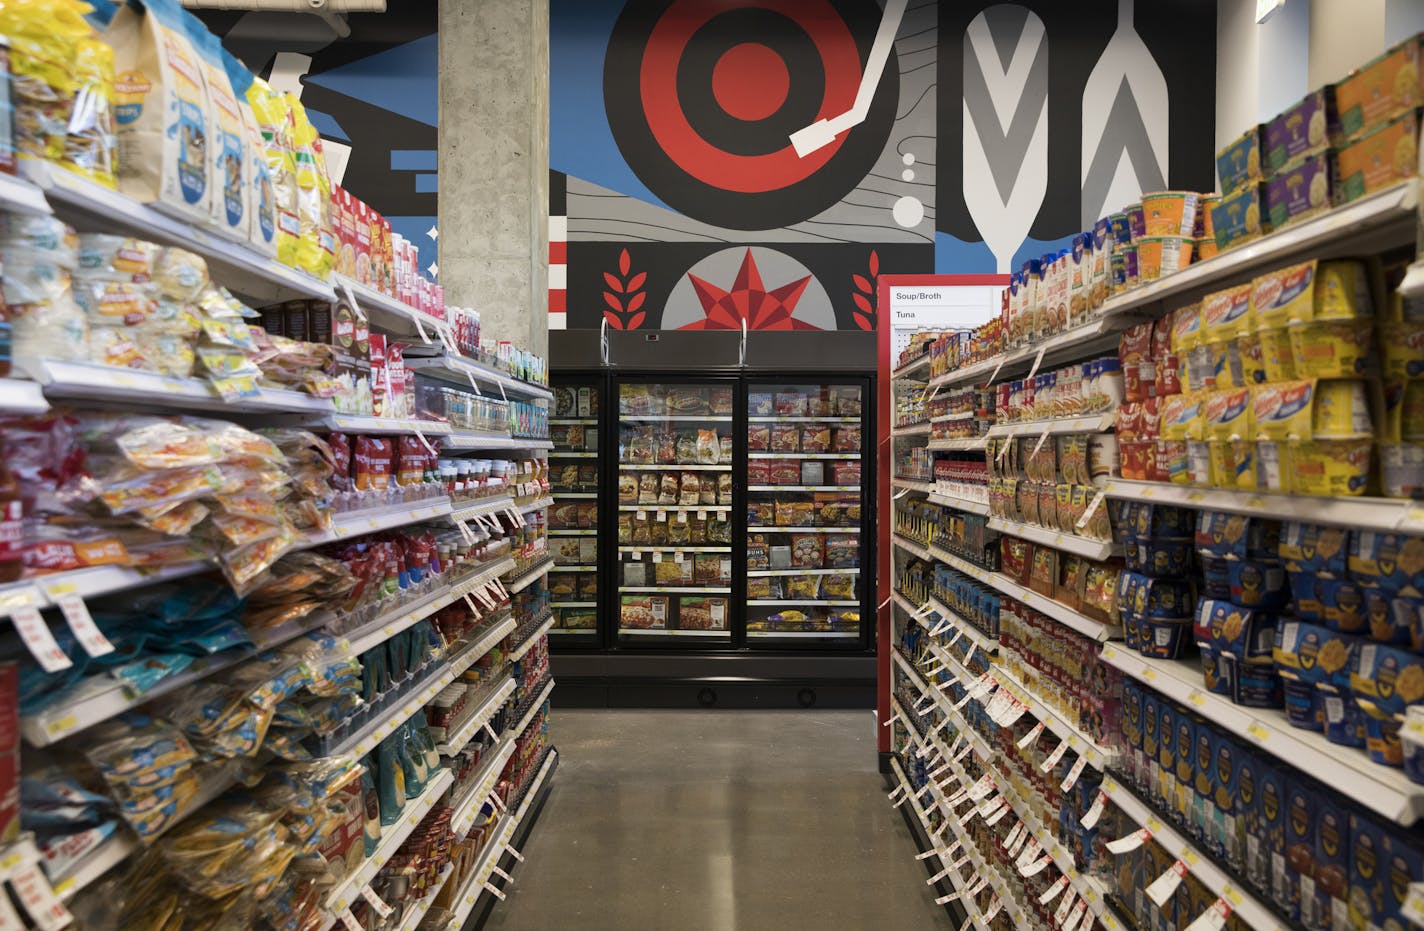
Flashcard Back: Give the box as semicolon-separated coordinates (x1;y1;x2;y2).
482;709;957;931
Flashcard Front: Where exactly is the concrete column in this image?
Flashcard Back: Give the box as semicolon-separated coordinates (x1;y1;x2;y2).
438;0;550;358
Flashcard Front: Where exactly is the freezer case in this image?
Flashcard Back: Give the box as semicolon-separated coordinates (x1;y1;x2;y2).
744;380;868;647
548;378;602;646
614;378;736;645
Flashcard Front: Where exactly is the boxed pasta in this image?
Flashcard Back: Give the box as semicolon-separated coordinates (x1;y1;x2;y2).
679;597;727;630
109;0;214;221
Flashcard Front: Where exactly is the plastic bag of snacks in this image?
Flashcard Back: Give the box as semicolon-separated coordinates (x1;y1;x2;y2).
286;95;335;278
3;214;87;361
246;76;299;267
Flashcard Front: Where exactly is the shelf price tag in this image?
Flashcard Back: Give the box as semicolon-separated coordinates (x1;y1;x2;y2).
1145;860;1189;907
1022;853;1053;877
983;897;1004;923
1075;489;1108;531
11;864;72;931
1063;899;1089;931
0;884;23;931
1080;790;1108;829
1182;898;1232;931
1017;721;1045;749
1039;875;1070;905
1053;890;1077;926
54;594;114;657
11;609;71;673
1015;838;1042;871
1040;739;1069;773
1060;756;1088;792
984;799;1012;826
359;886;393;919
1105;827;1152;854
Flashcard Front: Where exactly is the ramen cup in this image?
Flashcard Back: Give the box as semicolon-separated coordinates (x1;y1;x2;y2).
1142;191;1202;237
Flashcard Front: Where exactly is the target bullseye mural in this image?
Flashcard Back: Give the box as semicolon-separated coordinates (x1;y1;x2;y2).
550;0;1215;332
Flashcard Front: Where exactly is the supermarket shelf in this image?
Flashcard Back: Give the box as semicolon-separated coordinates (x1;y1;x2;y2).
332;274;448;341
548;627;594;635
553;492;599;498
931;411;976;423
619;628;728;637
1102;478;1424;533
0;171;52;215
322;769;457;919
618;414;733;422
892;352;931;380
550;418;598;425
892;534;934;562
53;831;136;902
337;557;516;658
993;666;1115;771
747;526;860;534
0;379;49;414
19;358;333;414
748;567;859;576
891;591;999;659
449;748;559;928
551;601;597;608
304;498;452;545
747;599;859;606
618;463;731;471
1099;644;1424;826
512;678;555;741
888;758;990;931
746;630;860;639
892;477;935;494
929;315;1126;391
548;528;597;536
331;620;516;760
619;545;731;553
551;564;597;572
508;613;555;662
1097;179;1417;316
986;413;1115;438
617;505;732;512
518;496;555;514
0;561;210;620
278;412;454;435
403;354;553;402
21;604;339;746
620;586;731;594
436;675;517;757
450;736;519;838
892;422;931;437
391;864;454;931
505;558;554;595
749;416;860;423
548;450;598;458
747;485;859;492
926;436;987;452
444;431;553;451
748;452;860;460
929;542;1120;643
24;160;335;304
927;493;990;515
1100;775;1285;930
986;518;1121;560
450;495;517;523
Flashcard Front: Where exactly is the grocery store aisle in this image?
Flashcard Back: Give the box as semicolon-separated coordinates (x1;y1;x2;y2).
482;709;956;931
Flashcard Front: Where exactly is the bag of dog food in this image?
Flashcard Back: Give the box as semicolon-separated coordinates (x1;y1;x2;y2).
219;49;276;257
108;0;213;221
246;76;298;266
286;94;335;278
191;28;247;237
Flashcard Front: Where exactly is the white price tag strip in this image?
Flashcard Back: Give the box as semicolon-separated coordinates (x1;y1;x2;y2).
927;866;952;885
966;875;988;897
1017;721;1045;749
1015;838;1042;871
55;594;114;657
1080;790;1108;829
1022;854;1053;877
491;866;512;883
1075;489;1108;530
1033;428;1052;455
483;882;507;901
1145;859;1189;907
10;864;71;931
1040;739;1069;773
1039;874;1070;905
1054;891;1078;926
360;886;394;919
1063;900;1090;931
984;799;1012;826
11;609;71;673
1027;345;1047;380
506;845;525;863
1105;827;1152;854
1060;755;1088;792
1182;898;1232;931
1004;821;1024;850
983;897;1004;923
962;642;978;666
0;884;23;931
1008;827;1029;858
935;891;961;906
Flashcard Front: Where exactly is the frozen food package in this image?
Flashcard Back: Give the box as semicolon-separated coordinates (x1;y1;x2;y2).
718;472;733;504
679;472;701;506
820;574;855;600
771;459;801;485
770;424;799;453
775;392;808;416
108;0;214;220
679;597;727;630
748;501;774;526
790;534;824;568
785;575;819;599
700;474;718;505
617;513;632;543
618;474;637;503
748;426;771;451
667;515;690;544
747;576;778;599
697;429;721;465
659;473;679;505
747;460;771;485
801;427;831;453
833;426;862;452
825;534;859;569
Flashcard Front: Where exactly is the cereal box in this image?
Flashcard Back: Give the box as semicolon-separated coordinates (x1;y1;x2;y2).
1266;150;1334;228
1309;791;1351;931
1334;35;1424;140
1334;108;1420;205
1217;124;1264;194
1285;777;1317;922
1266;87;1337;171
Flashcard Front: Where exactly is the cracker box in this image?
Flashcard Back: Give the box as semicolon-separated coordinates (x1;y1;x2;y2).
1334;35;1424;140
1266;150;1334;229
1285;776;1317;922
1334;109;1421;206
1217;124;1264;194
1266;87;1338;171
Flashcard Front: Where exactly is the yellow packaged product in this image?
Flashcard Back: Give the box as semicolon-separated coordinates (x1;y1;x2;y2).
1381;320;1424;380
1311;378;1373;438
108;0;214;222
1204;387;1256;489
246;77;299;267
286;94;335;278
68;37;118;187
1158;392;1205;485
1170;301;1211;391
1253;379;1315;491
1203;283;1252;388
1289;437;1373;496
1287;318;1373;377
1251;259;1373;329
0;0;93;163
1255;323;1297;382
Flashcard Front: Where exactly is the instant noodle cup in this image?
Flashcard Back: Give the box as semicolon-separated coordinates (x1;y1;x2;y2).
1381;443;1424;498
1118;243;1139;292
1142;191;1201;237
1288;318;1374;377
1319;682;1367;748
1125;203;1146;240
1195;194;1221;239
1137;236;1193;283
1288;438;1373;496
1194;237;1219;262
1380;320;1424;380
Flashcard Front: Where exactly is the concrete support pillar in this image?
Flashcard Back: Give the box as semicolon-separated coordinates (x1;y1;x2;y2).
438;0;550;357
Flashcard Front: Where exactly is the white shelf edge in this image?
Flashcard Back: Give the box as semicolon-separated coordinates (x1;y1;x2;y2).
505;557;554;594
926;493;990;515
1102;478;1423;533
985;517;1121;560
508;613;555;662
986;412;1116;438
436;675;517;757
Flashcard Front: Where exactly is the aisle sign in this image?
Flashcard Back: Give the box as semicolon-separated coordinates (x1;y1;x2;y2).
883;277;1008;361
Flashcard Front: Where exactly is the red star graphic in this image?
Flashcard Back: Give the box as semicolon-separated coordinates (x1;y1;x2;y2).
680;249;820;330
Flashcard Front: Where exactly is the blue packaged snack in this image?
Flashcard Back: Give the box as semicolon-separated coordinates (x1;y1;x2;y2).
1200;554;1232;598
1225;654;1284;709
1310;791;1351;931
1289;571;1327;623
1197;511;1282;560
1120;572;1193;619
1361;587;1422;648
1284;777;1316;922
1319;682;1366;748
1172;713;1196;826
1199;641;1230;696
1319;578;1367;635
1279;522;1350;576
1132;537;1193;578
1229;559;1289;609
1349;531;1424;593
1130;502;1195;538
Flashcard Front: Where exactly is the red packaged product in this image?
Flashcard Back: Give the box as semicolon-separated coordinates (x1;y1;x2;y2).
353;436;394;491
747;459;772;484
833;461;862;486
1119;321;1154;402
1152;315;1180;398
328;432;352;492
770;458;801;485
396;436;424;486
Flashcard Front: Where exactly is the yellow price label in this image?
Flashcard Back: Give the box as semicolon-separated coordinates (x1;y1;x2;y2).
1186;690;1207;708
47;714;78;735
1246;721;1271;743
1224;886;1243;905
1182;848;1199;866
1141;667;1157;681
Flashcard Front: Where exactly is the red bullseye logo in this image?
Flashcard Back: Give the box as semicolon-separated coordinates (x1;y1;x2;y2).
604;0;897;230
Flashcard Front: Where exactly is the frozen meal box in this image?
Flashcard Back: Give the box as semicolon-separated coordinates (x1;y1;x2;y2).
1265;87;1336;171
1334;35;1424;140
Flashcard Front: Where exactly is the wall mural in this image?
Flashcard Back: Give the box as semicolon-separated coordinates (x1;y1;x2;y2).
550;0;1216;331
